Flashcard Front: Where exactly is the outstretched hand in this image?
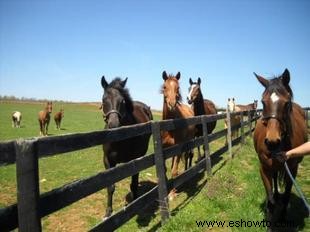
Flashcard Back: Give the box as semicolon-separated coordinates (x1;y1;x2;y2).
273;151;288;163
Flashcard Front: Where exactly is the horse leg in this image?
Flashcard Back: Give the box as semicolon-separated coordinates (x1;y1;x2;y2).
260;166;275;222
39;121;43;136
45;122;49;136
280;164;298;221
103;154;115;219
171;154;181;178
273;172;280;202
130;173;139;200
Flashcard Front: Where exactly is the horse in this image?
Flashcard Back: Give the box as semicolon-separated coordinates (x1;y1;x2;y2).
100;76;153;219
187;77;217;160
54;108;64;130
236;99;258;112
12;111;22;128
161;71;196;179
38;101;53;136
253;69;307;226
225;98;241;141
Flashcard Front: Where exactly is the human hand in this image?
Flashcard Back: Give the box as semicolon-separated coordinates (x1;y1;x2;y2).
273;151;288;163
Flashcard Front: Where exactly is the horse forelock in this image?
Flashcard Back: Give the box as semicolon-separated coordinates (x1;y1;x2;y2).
264;77;293;100
104;78;134;113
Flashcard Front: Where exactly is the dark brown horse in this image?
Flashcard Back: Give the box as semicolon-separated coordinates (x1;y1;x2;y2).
187;77;217;160
253;69;307;226
100;76;153;219
38;102;53;136
54;108;64;130
161;71;196;179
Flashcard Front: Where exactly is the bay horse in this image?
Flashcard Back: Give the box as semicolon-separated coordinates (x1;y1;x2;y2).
187;77;217;160
12;111;22;128
38;101;52;136
236;99;258;112
253;69;307;226
100;76;153;218
54;108;64;130
161;71;196;179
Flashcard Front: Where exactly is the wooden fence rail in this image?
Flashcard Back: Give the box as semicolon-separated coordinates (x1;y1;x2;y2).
0;107;280;232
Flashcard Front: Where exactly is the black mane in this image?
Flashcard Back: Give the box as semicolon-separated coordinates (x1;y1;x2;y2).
107;78;134;113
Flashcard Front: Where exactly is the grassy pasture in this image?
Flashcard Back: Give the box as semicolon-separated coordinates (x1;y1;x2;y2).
0;101;309;231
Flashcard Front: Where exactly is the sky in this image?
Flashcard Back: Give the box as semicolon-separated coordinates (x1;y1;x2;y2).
0;0;309;110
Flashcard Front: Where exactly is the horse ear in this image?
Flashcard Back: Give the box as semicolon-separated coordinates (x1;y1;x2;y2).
197;77;201;85
121;77;128;87
189;78;193;85
162;71;168;81
254;72;269;88
176;72;181;80
101;76;108;89
281;68;290;86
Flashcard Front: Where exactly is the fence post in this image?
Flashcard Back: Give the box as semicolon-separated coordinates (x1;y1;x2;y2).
248;110;252;137
15;139;41;232
201;116;211;176
226;105;233;158
240;111;245;144
151;121;170;224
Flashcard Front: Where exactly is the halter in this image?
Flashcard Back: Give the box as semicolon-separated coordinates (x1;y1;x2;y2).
104;109;121;122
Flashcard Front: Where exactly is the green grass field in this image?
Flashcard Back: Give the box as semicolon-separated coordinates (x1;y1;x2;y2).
0;101;309;231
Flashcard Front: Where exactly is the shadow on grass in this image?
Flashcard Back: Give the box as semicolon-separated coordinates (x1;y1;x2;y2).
259;193;308;231
124;181;160;230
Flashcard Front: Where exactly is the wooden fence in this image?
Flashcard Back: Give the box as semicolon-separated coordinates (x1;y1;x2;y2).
0;107;308;231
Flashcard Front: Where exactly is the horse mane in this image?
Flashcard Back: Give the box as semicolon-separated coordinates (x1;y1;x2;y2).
108;77;134;112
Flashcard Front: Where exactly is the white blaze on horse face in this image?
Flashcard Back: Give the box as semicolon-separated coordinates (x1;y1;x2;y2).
188;84;197;101
270;92;279;103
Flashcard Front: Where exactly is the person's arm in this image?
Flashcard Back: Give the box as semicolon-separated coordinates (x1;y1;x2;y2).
286;141;310;159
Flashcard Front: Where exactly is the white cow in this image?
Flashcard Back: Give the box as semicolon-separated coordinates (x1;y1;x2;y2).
12;111;22;128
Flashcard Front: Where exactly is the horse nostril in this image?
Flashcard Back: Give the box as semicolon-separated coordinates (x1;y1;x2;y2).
264;138;281;151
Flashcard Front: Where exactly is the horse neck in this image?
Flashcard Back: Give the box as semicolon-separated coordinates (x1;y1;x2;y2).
193;91;205;116
162;101;176;120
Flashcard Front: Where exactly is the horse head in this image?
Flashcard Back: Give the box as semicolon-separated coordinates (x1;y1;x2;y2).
227;98;236;112
254;69;293;152
187;77;201;104
46;102;53;114
161;71;181;111
101;75;133;129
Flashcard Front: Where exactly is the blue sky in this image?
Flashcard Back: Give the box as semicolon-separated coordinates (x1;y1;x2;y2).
0;0;309;110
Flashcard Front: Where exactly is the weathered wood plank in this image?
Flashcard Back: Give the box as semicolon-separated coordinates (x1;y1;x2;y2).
90;186;158;232
39;154;154;218
169;158;206;190
0;204;18;231
15;139;41;232
0;141;16;166
37;122;152;158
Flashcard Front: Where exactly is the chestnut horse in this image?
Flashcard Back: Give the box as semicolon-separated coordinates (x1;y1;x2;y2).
38;102;53;136
54;108;64;130
253;69;307;225
100;76;153;218
187;77;217;160
161;71;196;178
